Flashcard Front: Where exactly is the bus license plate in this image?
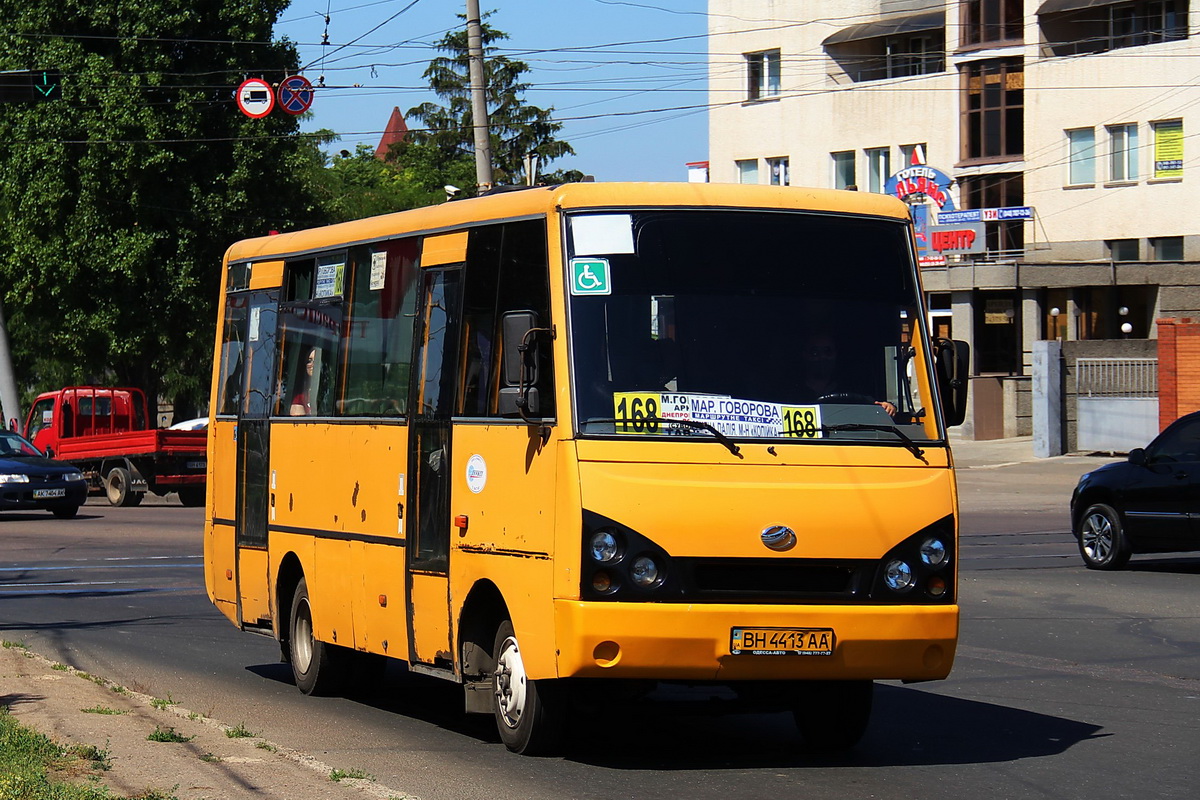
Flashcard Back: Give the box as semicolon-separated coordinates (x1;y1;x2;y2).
187;461;206;470
33;488;66;499
731;627;835;656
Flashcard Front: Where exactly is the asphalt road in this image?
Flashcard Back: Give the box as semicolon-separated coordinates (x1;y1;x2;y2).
2;459;1199;799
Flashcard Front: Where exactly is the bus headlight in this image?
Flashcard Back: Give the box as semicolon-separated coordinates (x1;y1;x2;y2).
871;516;955;603
630;555;661;588
883;559;915;592
589;530;621;563
919;537;947;566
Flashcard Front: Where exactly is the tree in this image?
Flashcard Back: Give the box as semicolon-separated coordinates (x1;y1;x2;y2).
313;144;467;223
401;16;583;191
0;1;327;418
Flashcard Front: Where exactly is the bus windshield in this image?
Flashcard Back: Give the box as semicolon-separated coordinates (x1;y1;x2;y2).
567;209;941;444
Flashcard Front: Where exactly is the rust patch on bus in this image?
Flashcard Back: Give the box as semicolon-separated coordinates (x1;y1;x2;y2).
351;482;360;507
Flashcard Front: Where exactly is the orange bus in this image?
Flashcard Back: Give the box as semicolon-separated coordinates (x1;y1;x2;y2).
204;182;968;754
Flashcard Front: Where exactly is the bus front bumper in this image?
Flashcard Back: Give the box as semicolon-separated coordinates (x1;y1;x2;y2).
553;600;957;682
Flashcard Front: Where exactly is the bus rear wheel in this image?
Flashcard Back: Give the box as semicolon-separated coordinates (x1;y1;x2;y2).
288;577;344;696
792;680;873;751
492;620;565;755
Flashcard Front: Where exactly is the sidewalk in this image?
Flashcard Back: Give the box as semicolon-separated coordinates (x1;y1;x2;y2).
947;434;1119;469
0;644;404;800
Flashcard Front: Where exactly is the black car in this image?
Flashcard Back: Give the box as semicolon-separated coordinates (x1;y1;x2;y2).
0;430;88;518
1071;410;1200;569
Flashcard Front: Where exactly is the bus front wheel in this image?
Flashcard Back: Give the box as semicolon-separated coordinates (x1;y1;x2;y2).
793;680;873;751
492;620;565;755
288;577;343;696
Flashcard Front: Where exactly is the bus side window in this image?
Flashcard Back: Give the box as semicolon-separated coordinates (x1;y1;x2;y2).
217;293;249;416
339;239;420;417
458;219;554;418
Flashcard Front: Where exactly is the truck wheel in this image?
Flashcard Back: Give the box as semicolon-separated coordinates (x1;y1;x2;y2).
105;467;139;507
178;487;205;507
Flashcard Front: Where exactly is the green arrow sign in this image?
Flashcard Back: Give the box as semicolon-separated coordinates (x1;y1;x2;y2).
0;69;62;103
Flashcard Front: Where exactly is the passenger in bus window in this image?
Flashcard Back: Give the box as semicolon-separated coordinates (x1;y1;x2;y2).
799;332;896;416
290;348;317;415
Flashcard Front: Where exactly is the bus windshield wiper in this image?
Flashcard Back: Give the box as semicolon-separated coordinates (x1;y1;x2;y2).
581;417;743;458
822;423;927;463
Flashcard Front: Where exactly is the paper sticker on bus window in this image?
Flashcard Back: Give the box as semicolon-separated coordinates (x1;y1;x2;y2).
249;306;261;342
571;214;635;256
369;251;387;291
315;261;345;298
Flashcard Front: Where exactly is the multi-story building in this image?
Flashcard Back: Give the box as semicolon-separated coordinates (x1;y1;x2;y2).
708;1;1196;436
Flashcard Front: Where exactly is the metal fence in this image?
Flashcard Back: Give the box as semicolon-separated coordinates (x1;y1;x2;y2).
1075;358;1158;397
1075;357;1158;452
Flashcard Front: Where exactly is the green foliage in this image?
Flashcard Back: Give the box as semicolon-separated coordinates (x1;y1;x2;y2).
400;15;581;190
329;767;371;782
223;722;254;739
315;145;449;223
79;706;125;716
0;706;114;798
145;726;192;743
0;1;328;416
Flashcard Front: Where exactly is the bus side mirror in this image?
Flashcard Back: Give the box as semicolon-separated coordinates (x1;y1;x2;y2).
499;310;541;418
934;338;970;427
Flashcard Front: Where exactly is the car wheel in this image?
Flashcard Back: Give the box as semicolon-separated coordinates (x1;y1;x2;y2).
793;680;873;751
1077;503;1131;570
50;505;81;519
288;576;345;696
492;620;566;755
105;467;140;507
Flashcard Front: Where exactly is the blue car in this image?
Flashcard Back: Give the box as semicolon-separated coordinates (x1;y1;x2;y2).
1071;410;1200;569
0;429;88;518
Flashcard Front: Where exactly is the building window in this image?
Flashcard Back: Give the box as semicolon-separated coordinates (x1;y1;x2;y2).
888;34;943;77
1151;236;1184;261
746;50;781;101
1113;1;1188;49
736;159;759;184
767;156;789;186
900;143;928;167
832;151;856;189
960;173;1024;254
866;148;891;193
1067;128;1097;186
1108;239;1140;261
961;58;1023;162
1153;119;1183;178
962;0;1024;48
824;29;944;83
1041;0;1189;56
1108;124;1139;182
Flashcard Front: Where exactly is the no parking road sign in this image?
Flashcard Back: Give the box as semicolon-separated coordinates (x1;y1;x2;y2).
277;75;314;115
237;77;274;118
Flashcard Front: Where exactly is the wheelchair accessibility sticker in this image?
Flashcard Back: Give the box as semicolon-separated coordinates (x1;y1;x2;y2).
570;258;611;296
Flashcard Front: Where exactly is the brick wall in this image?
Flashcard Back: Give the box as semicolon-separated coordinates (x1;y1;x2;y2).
1156;318;1200;431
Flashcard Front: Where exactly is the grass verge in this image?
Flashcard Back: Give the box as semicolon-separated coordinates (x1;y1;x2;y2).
0;704;176;799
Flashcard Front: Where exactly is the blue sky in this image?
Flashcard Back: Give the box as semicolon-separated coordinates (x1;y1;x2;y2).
273;0;709;182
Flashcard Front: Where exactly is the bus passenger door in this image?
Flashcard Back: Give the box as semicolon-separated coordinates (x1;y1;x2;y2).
235;291;278;629
406;267;462;670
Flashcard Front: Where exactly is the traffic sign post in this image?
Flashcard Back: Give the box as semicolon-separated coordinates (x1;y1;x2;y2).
0;70;61;103
277;75;314;116
236;77;275;119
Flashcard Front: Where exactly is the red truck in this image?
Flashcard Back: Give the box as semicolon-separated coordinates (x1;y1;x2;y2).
22;387;207;507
